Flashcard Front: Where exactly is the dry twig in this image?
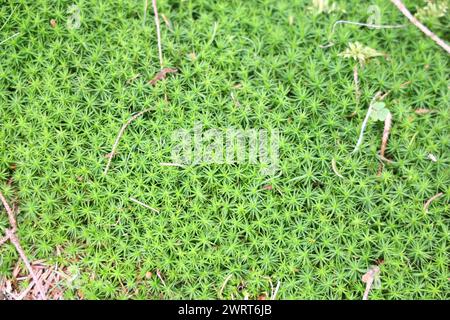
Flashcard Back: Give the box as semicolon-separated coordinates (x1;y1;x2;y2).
377;111;392;175
129;197;160;213
362;266;380;300
352;92;383;154
143;0;149;26
424;192;443;213
149;67;178;86
0;192;47;299
219;274;233;299
390;0;450;54
271;281;281;300
103;108;153;175
152;0;163;69
320;20;405;48
156;269;166;286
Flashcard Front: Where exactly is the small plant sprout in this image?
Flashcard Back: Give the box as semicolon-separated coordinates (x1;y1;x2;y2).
0;5;20;46
340;42;385;104
415;0;448;21
424;192;444;213
307;0;344;15
370;102;390;122
390;0;450;54
352;93;391;154
339;42;385;67
129;197;160;213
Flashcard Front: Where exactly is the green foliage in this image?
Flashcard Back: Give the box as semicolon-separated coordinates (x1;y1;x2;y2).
416;0;448;22
0;0;449;300
370;102;390;122
339;42;384;66
307;0;345;15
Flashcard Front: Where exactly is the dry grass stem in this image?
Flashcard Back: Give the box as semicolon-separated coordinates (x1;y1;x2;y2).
424;192;443;213
103;108;153;175
331;158;344;178
152;0;164;69
219;274;233;299
377;111;392;175
390;0;450;54
129;197;160;213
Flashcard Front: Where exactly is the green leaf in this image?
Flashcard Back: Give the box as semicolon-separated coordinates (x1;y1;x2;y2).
370;102;390;121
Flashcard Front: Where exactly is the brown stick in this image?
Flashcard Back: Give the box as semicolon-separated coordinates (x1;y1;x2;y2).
152;0;163;69
362;266;380;300
353;64;360;103
390;0;450;54
103;108;153;175
424;192;444;213
0;192;17;232
377;112;393;175
0;192;47;299
0;234;8;246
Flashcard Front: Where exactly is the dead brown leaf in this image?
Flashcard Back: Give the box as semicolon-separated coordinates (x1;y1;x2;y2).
149;67;178;86
415;108;433;115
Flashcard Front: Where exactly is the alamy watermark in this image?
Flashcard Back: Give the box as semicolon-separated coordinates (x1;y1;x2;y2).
170;122;280;176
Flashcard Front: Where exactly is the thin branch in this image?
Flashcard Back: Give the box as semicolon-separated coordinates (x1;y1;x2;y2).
0;234;8;246
103;108;153;175
129;197;159;213
161;14;173;32
206;21;219;47
390;0;450;54
143;0;149;26
219;274;233;299
0;32;20;46
424;192;443;213
0;192;47;300
352;92;383;154
156;269;166;286
271;281;281;300
320;20;405;48
362;266;380;300
377;111;393;175
332;20;405;35
331;158;344;178
0;5;18;32
152;0;163;69
0;192;16;231
353;64;360;103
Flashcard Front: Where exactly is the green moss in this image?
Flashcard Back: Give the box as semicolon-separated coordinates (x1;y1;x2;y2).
0;0;449;299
